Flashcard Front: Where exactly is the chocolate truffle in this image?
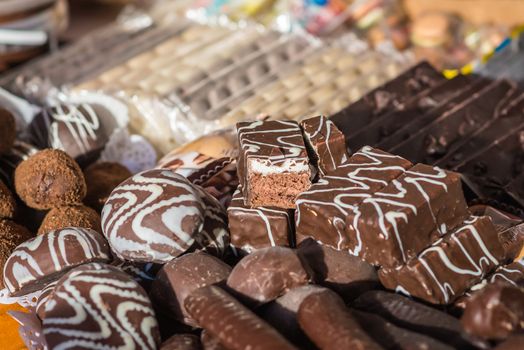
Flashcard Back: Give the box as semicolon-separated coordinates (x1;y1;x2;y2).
0;108;15;154
43;263;161;349
3;227;111;296
14;149;87;210
0;219;32;289
161;334;201;350
226;247;311;304
84;161;131;212
0;179;15;219
38;205;102;235
150;252;231;326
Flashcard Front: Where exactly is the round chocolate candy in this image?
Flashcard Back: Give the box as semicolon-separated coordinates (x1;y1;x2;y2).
0;219;33;289
3;227;111;296
0;108;16;155
43;263;161;349
101;169;207;263
38;204;102;235
84;161;132;212
0;179;16;219
14;149;87;210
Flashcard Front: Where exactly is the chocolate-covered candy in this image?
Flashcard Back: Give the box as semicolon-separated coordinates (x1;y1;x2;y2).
35;280;57;320
0;108;15;154
43;263;161;349
184;285;296;350
150;252;231;326
3;227;111;295
38;204;102;235
0;179;15;219
0;219;32;289
84;161;131;212
111;259;159;291
298;289;382;350
161;334;201;350
297;239;379;300
101;169;207;263
14;149;87;210
201;330;226;350
461;282;524;340
227;247;311;304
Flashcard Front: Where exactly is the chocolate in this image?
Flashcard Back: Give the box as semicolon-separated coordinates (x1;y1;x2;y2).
0;140;38;187
507;172;524;208
353;163;469;267
295;146;412;250
300;115;348;176
0;219;32;289
101;169;207;263
84;161;132;212
43;263;161;349
14;149;87;210
0;108;15;154
461;282;524;340
237;120;311;208
226;246;311;304
111;259;159;291
0;179;15;219
37;204;102;235
227;185;294;254
150;252;231;326
494;334;524;350
161;334;201;350
200;330;226;350
184;285;296;350
3;227;111;296
297;239;379;300
297;289;381;349
35;280;57;320
379;216;505;304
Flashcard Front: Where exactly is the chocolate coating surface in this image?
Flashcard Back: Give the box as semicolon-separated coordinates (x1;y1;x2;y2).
0;108;15;154
227;247;311;303
0;179;15;219
38;205;101;235
14;149;87;210
43;263;161;349
160;334;201;350
84;161;131;212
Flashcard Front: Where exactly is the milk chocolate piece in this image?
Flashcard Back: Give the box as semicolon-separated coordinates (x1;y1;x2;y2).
37;205;102;235
150;252;231;326
298;289;382;350
226;247;311;304
353;163;469;267
297;239;379;300
227;186;293;254
161;334;201;350
0;108;15;154
300;115;348;176
184;285;296;350
237;120;311;208
0;179;15;219
379;216;505;304
295;146;412;250
84;162;132;212
461;282;524;340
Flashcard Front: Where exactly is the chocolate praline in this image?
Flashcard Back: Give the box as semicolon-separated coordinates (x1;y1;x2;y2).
38;205;101;235
0;219;33;289
84;162;131;212
0;180;16;219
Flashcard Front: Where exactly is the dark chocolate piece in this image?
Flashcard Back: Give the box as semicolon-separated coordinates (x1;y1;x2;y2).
379;216;505;304
0;108;15;154
295;146;412;250
352;163;469;267
298;289;382;350
300;115;348;175
184;285;296;350
236;120;311;208
160;334;201;350
226;246;311;304
227;185;293;254
150;252;231;326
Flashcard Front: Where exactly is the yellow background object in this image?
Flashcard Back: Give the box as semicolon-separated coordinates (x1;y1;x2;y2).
0;303;27;350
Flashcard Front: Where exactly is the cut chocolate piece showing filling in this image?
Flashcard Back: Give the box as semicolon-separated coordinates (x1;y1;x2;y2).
352;164;469;268
237;120;311;208
379;216;506;304
295;146;412;250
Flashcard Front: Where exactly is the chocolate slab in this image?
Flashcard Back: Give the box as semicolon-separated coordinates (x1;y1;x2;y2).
237;120;311;208
295;146;412;250
227;185;293;254
184;285;296;350
352;163;469;267
330;61;444;145
300;115;348;176
379;216;505;304
298;289;382;350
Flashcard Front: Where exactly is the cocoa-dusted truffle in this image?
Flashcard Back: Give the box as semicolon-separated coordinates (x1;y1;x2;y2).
0;180;15;219
14;149;86;210
84;162;131;212
0;108;15;154
38;205;102;235
0;219;33;289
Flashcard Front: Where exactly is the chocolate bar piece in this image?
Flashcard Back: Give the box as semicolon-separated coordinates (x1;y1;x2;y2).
237;120;311;208
295;146;412;250
379;216;506;304
353;163;469;267
300;115;348;176
330;61;444;144
227;186;294;254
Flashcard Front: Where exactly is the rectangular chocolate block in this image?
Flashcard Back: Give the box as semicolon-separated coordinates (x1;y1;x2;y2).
237;120;311;208
330;61;444;148
353;163;469;268
227;186;294;254
379;216;506;304
300;115;348;176
295;147;412;250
